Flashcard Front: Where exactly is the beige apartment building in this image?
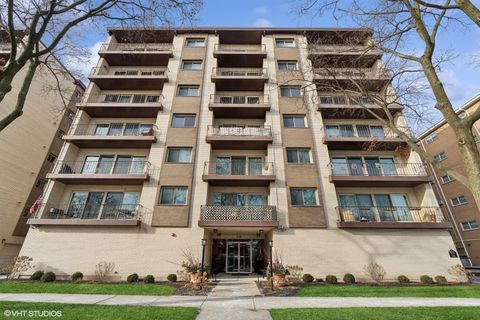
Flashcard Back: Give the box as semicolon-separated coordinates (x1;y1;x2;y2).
419;93;480;267
0;31;84;268
18;27;462;280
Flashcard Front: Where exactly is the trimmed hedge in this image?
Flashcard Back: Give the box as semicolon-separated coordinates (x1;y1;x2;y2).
302;274;314;283
420;275;434;284
144;275;155;284
343;273;356;284
71;272;83;282
126;273;139;283
325;275;338;284
397;275;410;284
41;272;56;282
30;271;44;281
167;274;177;282
435;275;447;283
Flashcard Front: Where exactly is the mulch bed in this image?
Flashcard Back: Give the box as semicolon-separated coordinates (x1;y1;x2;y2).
256;280;305;296
170;281;218;296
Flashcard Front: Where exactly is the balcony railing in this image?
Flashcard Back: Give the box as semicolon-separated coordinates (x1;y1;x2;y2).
68;123;157;137
90;67;168;77
80;93;163;105
100;43;173;52
214;44;266;53
203;161;274;176
200;205;277;221
338;206;442;223
318;94;376;106
210;94;269;105
213;67;267;77
207;126;271;137
322;125;409;139
314;67;389;79
51;159;150;176
309;44;381;54
329;162;427;177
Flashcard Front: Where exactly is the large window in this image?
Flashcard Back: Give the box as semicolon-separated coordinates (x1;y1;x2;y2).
66;191;139;219
166;148;192;163
286;149;311;164
290;188;317;206
461;220;478;230
275;38;295;48
213;193;266;206
177;86;200;97
441;175;455;184
278;61;298;70
434;152;448;161
182;60;202;70
185;38;205;47
451;195;467;206
159;187;187;205
283;115;306;128
280;86;301;97
172;114;196;127
93;123;153;136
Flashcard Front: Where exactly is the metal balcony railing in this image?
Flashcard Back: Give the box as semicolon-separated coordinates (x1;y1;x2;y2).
68;123;158;137
214;44;266;53
328;162;428;177
309;44;380;54
213;67;267;77
337;206;443;223
314;67;389;79
90;67;168;77
80;93;163;105
33;203;150;221
210;94;269;105
203;161;274;176
100;42;173;52
51;159;150;175
207;125;271;137
322;124;409;139
318;94;376;105
200;205;277;221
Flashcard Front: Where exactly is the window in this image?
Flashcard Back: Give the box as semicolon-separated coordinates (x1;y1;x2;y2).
461;220;478;230
73;90;82;102
280;86;301;97
166;148;192;163
185;38;205;47
441;175;455;184
286;149;311;164
65;109;75;120
451;195;467;206
434;152;448;161
278;61;298;71
458;111;467;119
35;179;46;189
182;60;202;70
159;187;187;205
276;38;295;48
177;85;199;97
172;114;196;127
46;153;57;163
213;193;266;206
426;132;438;144
283;115;306;128
290;188;317;206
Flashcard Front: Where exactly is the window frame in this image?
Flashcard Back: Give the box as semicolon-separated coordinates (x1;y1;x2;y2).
181;60;203;70
275;38;295;48
280;86;301;97
165;147;193;163
278;60;298;71
185;38;205;47
434;152;448;161
290;187;318;206
177;85;200;97
159;186;188;205
283;115;306;128
286;148;312;164
425;132;438;144
451;195;467;207
461;220;478;231
171;114;196;128
441;175;455;184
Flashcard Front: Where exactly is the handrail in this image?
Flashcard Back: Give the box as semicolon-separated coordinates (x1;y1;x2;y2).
100;42;173;52
214;44;266;52
200;205;277;221
314;67;389;78
321;124;410;138
90;66;168;77
80;93;164;105
207;125;272;137
328;162;427;177
68;123;158;137
209;94;269;105
51;159;151;175
203;161;274;176
213;67;268;77
337;206;443;223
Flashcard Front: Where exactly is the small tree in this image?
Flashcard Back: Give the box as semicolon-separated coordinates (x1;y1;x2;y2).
94;261;115;282
363;262;386;283
0;256;34;279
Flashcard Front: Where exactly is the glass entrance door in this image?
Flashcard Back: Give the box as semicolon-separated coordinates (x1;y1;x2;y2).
226;241;252;273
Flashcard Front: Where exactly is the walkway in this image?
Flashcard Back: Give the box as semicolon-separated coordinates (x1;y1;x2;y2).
1;277;480;320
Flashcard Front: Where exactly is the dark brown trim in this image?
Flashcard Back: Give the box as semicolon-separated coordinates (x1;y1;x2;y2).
202;174;275;186
89;75;168;90
77;103;162;118
206;135;272;150
209;103;270;118
63;135;156;148
46;173;149;185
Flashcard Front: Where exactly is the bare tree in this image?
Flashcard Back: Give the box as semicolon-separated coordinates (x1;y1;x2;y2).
0;0;202;131
290;0;480;211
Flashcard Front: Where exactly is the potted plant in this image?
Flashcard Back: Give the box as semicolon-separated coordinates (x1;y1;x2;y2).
268;258;290;287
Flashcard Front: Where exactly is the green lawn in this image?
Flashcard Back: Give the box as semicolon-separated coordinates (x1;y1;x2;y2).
270;307;480;320
297;284;480;298
0;302;198;320
0;281;175;296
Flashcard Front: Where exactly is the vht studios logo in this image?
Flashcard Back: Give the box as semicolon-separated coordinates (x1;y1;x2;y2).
4;310;62;318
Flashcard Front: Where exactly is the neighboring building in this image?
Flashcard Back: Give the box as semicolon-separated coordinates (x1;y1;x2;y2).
419;93;480;267
0;31;85;268
18;27;461;280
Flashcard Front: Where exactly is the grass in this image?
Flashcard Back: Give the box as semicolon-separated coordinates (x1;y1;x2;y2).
297;284;480;298
270;307;480;320
0;281;175;296
0;302;198;320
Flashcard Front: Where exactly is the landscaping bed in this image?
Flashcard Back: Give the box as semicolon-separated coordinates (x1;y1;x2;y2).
257;280;304;296
170;281;218;296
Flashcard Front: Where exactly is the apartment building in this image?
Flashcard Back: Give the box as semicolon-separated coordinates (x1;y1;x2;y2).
0;31;84;268
18;27;461;280
419;93;480;267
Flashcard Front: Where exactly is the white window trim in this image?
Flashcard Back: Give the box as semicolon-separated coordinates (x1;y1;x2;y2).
451;196;467;207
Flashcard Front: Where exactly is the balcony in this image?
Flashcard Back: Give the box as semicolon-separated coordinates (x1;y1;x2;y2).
308;44;383;68
77;94;163;118
211;68;268;91
199;205;277;228
337;206;451;229
322;125;408;150
63;123;157;148
206;126;272;150
317;94;403;119
28;203;150;227
314;67;390;91
202;161;275;186
89;67;168;90
209;94;270;118
0;43;10;66
328;162;431;187
214;44;266;67
47;159;150;185
98;43;173;66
